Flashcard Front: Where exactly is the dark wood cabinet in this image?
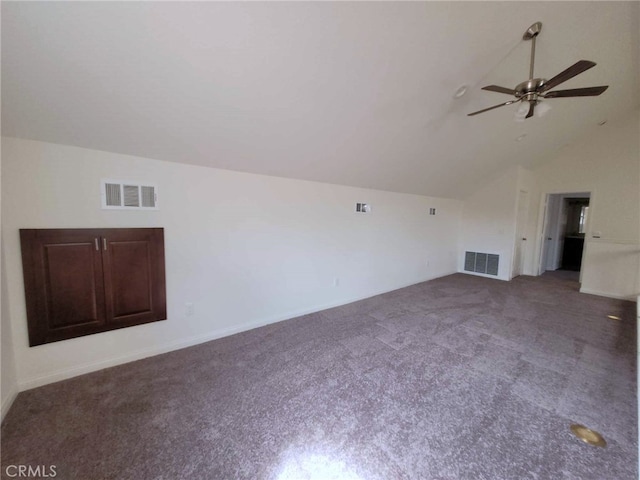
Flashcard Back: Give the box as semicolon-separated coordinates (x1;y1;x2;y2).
20;228;166;346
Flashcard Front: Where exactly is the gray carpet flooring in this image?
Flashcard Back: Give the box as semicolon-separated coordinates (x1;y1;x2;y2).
1;272;637;479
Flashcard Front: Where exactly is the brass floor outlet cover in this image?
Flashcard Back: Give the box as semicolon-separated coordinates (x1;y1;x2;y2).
570;424;607;447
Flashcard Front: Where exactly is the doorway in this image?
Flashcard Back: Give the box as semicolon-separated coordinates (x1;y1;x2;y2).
539;192;591;277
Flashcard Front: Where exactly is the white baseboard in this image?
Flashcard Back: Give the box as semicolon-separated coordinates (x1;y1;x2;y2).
1;386;18;422
18;319;275;391
17;271;457;392
579;287;638;301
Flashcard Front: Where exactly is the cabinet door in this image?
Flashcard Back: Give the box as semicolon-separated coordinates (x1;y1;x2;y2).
101;228;166;328
20;229;107;346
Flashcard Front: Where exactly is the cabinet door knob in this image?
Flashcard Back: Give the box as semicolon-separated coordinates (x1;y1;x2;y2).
103;238;107;251
94;238;99;251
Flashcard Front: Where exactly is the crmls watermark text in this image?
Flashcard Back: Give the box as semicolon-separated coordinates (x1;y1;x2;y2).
5;465;57;477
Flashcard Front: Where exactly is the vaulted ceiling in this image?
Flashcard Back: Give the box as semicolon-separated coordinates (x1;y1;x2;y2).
2;2;638;198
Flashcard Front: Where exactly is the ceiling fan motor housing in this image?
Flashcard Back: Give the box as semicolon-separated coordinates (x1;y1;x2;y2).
516;78;546;103
515;78;546;96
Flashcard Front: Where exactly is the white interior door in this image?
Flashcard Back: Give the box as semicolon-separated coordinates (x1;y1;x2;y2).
542;194;562;271
513;190;529;278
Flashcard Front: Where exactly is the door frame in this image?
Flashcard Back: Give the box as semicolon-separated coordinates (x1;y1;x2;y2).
535;190;593;281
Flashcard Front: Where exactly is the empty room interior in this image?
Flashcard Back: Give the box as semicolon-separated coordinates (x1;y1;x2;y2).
1;2;639;479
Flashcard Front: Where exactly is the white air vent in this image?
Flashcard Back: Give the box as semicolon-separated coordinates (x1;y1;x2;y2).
464;251;499;276
355;203;371;213
123;185;140;207
101;180;158;210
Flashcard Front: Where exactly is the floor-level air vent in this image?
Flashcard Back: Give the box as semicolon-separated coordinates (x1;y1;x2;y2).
101;180;158;210
464;251;499;276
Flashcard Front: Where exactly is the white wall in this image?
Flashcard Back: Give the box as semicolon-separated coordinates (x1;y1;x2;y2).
1;137;462;391
458;165;520;280
529;109;640;300
1;151;19;420
1;249;18;420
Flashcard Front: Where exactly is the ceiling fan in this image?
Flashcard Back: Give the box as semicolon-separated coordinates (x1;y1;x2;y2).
468;22;608;119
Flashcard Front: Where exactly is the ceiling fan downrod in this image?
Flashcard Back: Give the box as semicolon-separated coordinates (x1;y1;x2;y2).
524;22;542;80
521;22;543;117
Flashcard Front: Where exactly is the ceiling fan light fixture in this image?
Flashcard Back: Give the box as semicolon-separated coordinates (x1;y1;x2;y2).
536;101;552;117
514;101;530;121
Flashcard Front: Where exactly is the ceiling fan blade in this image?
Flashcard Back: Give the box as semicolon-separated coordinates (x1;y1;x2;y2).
481;85;517;95
541;60;596;91
544;86;608;98
467;100;518;116
525;102;535;119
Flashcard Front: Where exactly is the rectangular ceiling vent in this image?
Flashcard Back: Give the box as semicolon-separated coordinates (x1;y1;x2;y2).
101;180;158;210
464;251;499;276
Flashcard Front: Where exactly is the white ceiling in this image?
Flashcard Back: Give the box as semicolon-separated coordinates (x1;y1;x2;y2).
2;1;638;198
